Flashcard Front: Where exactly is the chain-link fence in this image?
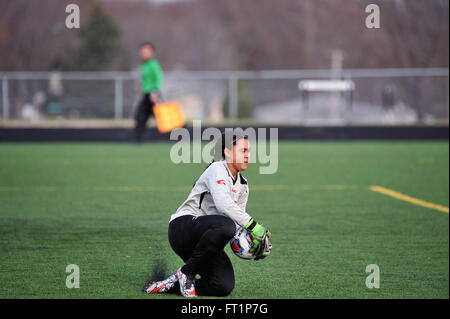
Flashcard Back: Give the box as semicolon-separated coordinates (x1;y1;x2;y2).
1;68;448;125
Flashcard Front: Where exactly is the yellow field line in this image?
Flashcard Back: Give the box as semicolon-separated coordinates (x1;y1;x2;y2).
2;183;446;216
251;185;289;190
369;185;449;214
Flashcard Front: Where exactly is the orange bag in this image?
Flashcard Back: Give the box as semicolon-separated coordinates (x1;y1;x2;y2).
152;102;186;133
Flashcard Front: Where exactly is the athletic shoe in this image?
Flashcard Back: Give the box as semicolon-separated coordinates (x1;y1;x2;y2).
177;267;197;297
144;269;178;294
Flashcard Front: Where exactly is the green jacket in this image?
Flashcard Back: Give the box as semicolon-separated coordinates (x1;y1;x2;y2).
141;58;163;93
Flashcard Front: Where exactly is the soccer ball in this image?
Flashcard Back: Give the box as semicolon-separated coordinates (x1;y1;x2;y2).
229;227;255;260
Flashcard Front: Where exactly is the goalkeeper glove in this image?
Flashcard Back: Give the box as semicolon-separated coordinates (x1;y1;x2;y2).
245;219;271;256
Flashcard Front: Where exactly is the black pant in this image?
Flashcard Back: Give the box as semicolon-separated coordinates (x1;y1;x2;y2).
134;94;155;142
168;215;236;297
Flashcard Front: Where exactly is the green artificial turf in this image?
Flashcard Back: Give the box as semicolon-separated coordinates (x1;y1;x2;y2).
0;141;448;298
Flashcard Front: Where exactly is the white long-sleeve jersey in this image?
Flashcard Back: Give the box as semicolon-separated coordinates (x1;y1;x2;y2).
170;160;252;228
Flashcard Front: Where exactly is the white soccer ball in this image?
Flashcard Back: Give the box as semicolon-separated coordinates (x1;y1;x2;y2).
229;226;255;260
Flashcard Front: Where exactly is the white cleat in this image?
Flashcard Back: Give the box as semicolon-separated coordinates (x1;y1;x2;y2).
144;270;178;294
177;267;197;298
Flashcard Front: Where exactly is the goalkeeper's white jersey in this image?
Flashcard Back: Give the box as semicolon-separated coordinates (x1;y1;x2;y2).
170;160;252;228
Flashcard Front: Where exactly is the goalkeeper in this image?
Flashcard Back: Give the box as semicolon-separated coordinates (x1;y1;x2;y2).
134;42;164;143
144;132;271;297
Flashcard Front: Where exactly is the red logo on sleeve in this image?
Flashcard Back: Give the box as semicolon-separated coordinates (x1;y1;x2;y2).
216;179;226;185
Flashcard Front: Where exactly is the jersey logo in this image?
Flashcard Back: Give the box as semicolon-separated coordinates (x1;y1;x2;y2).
216;179;226;185
232;189;237;193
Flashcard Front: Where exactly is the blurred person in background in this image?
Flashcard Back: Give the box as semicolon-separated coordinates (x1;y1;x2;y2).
134;42;164;143
47;63;64;117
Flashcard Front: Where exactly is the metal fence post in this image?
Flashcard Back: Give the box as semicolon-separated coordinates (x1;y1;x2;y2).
2;76;9;120
228;75;238;121
114;77;123;120
446;77;449;121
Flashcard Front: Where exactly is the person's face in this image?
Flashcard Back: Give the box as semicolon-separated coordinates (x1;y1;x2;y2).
140;45;154;61
225;139;250;172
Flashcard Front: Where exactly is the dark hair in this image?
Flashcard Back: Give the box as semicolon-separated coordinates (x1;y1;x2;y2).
213;132;248;162
140;42;155;51
192;132;248;187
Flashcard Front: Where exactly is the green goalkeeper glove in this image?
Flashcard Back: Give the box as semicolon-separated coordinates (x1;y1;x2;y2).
245;219;271;255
